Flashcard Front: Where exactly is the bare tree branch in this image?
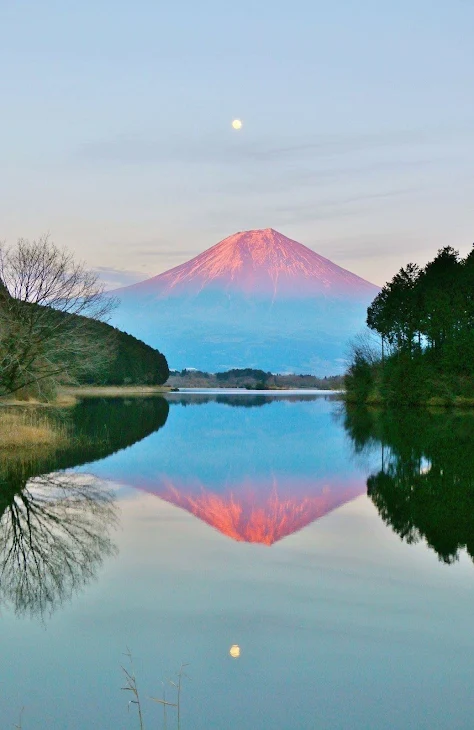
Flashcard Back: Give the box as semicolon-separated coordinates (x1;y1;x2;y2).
0;235;118;398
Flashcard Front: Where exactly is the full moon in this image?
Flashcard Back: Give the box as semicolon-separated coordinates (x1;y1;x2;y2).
231;119;243;130
229;644;241;658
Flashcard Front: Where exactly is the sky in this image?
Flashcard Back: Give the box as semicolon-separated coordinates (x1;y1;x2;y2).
1;0;474;289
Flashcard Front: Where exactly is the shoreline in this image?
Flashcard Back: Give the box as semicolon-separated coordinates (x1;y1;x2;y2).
0;385;171;407
167;387;343;396
344;395;474;408
62;385;171;398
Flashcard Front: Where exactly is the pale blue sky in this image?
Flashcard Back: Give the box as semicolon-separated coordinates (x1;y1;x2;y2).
1;0;474;287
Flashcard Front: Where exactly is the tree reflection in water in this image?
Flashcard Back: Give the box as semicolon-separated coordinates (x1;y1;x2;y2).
0;396;169;618
343;407;474;564
0;472;117;618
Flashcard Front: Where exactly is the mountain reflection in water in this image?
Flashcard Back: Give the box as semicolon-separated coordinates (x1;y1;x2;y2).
0;397;169;617
155;477;364;545
343;407;474;564
81;393;367;544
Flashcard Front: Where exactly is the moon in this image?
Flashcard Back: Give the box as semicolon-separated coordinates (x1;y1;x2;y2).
229;644;241;658
231;119;243;130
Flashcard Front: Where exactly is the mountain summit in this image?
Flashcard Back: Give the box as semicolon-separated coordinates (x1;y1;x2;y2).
111;228;379;374
120;228;377;300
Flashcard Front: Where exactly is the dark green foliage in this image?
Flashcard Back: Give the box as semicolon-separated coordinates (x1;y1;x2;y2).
173;369;210;379
345;351;374;403
343;407;474;564
368;262;422;352
76;321;169;386
215;368;271;383
347;244;474;404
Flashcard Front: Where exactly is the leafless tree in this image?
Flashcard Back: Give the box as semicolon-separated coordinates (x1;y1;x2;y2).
345;328;385;370
0;235;117;398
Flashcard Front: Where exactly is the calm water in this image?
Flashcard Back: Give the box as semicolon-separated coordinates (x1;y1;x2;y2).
1;394;474;729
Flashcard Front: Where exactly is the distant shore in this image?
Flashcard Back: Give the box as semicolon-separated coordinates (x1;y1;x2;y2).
167;368;344;391
169;387;343;395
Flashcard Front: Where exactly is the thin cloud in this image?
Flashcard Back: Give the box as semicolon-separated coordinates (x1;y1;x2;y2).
321;234;430;261
93;266;145;290
135;248;198;258
220;157;434;196
76;125;467;168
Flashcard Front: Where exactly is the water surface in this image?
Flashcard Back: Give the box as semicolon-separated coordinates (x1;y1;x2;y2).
1;394;473;729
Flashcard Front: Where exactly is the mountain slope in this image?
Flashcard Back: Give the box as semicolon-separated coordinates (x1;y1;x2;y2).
119;228;377;300
111;228;379;375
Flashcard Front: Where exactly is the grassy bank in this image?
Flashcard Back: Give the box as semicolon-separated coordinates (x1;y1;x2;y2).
0;385;170;406
62;385;171;398
0;393;78;407
345;392;474;407
0;408;69;449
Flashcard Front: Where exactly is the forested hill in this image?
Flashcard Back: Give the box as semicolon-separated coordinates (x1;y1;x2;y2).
0;290;169;390
0;243;168;398
77;319;169;386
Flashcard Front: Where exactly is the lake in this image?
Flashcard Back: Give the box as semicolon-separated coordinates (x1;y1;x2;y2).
1;393;474;729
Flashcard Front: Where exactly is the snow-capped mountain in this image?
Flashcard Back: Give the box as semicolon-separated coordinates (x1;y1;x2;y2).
111;228;379;374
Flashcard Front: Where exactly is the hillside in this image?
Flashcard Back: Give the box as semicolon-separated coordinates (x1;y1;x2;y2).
0;295;169;392
76;319;169;386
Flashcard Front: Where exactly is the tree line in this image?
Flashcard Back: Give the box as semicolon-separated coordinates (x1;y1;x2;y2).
346;244;474;404
168;368;344;390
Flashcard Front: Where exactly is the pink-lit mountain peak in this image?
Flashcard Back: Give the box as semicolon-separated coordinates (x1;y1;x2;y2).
121;228;378;299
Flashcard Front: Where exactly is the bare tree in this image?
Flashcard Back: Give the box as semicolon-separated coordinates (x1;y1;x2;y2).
345;328;385;370
0;235;117;398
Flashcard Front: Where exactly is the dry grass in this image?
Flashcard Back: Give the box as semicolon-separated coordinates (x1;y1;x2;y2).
0;410;69;449
62;385;170;398
0;385;169;405
0;393;77;408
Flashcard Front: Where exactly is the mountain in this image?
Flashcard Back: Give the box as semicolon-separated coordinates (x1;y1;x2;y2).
111;228;379;375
